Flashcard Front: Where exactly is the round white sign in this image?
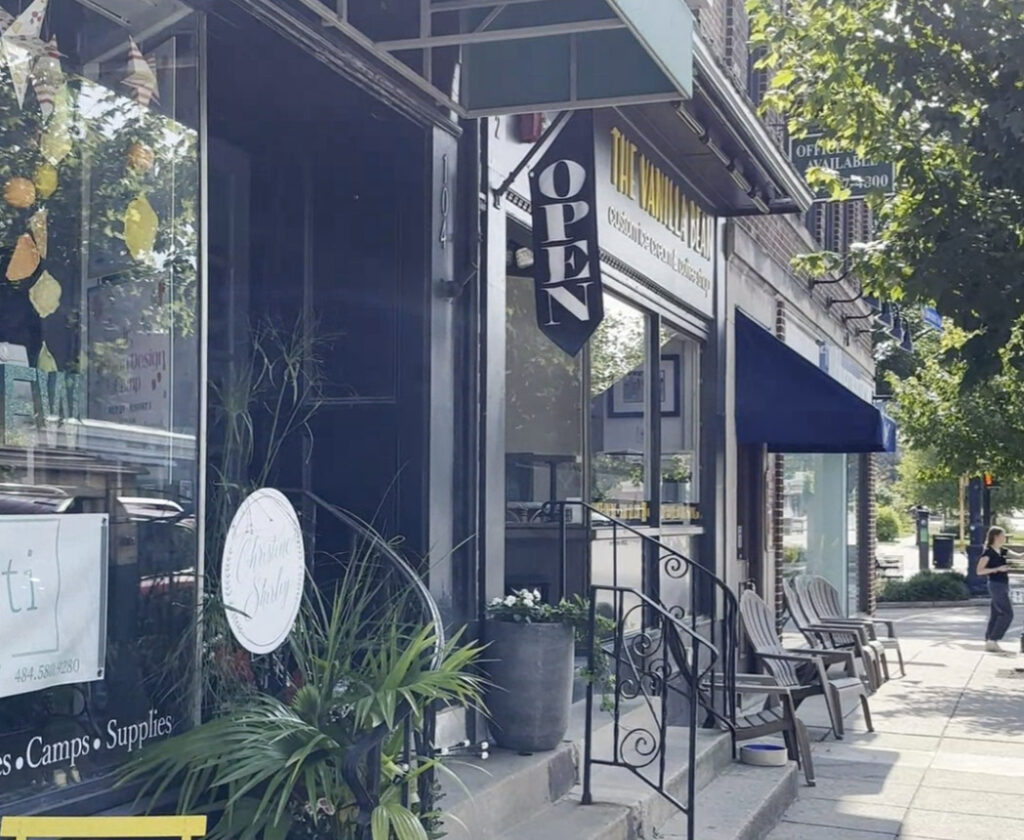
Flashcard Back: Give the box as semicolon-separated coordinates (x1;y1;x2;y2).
221;488;305;654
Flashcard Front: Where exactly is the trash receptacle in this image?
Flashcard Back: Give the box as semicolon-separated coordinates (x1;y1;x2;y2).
933;535;954;569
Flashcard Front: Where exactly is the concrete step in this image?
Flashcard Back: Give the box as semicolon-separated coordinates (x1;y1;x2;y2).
440;741;578;840
490;753;797;840
659;761;799;839
441;699;732;840
490;725;733;840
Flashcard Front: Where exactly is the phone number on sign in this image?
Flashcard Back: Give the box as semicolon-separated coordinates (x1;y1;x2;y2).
12;658;81;684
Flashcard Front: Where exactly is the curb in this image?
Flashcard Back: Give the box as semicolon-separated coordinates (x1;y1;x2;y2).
877;598;988;609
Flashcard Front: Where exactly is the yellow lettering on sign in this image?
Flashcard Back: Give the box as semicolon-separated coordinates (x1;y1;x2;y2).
609;126;713;263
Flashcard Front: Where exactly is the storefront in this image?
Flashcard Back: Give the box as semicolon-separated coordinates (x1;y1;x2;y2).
497;109;718;618
0;0;464;813
0;0;717;814
0;0;201;811
732;305;895;614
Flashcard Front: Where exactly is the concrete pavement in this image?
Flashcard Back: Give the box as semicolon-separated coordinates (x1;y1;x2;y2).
765;605;1024;840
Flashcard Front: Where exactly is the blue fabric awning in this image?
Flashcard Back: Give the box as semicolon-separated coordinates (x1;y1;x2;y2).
735;311;896;454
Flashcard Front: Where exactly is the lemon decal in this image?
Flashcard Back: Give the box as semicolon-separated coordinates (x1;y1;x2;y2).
124;194;158;260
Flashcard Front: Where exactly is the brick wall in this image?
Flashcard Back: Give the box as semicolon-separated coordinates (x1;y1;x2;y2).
735;212;874;353
858;453;878;614
773;301;786;630
688;0;728;66
724;0;749;91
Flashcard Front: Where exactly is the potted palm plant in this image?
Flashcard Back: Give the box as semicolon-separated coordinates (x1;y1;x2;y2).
485;590;609;753
122;557;484;840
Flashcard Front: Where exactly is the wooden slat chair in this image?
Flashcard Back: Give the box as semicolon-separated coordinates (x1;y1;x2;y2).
803;574;905;678
739;589;874;740
664;622;816;786
783;575;884;692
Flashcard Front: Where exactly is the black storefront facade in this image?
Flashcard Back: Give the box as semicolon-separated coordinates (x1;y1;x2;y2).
0;0;710;816
0;0;467;813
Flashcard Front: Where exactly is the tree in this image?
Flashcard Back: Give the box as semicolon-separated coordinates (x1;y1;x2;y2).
888;324;1024;515
748;0;1024;384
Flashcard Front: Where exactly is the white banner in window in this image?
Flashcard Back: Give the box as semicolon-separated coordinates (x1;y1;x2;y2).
0;514;108;699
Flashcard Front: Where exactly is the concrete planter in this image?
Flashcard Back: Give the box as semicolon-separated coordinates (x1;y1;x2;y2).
485;620;575;752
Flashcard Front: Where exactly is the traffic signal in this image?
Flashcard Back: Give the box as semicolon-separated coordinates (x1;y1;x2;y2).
983;472;999;489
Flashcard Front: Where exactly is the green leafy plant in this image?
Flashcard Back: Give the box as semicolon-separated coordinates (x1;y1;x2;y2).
782;546;805;566
122;553;484;840
876;506;905;543
879;570;970;603
486;590;615;703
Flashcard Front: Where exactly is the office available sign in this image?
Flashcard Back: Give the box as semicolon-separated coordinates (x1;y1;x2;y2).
789;133;893;198
530;110;604;357
0;514;108;699
221;489;305;654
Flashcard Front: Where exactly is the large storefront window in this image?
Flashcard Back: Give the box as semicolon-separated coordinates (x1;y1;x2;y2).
505;270;583;520
503;261;707;614
660;325;700;523
782;454;850;607
0;0;200;806
589;296;648;523
846;456;860;614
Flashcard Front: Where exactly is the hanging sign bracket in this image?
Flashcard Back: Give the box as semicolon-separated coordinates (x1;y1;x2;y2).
491;111;571;208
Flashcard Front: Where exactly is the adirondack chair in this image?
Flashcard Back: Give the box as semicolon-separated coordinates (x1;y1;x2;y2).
783;576;884;692
798;573;897;680
739;589;874;740
664;622;816;786
803;574;905;677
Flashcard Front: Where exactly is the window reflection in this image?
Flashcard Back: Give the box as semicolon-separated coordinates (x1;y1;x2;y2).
660;325;700;524
0;0;199;806
505;267;583;521
589;296;648;523
781;453;849;605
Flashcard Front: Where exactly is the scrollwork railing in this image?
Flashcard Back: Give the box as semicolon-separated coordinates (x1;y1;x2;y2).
537;500;737;733
582;586;720;840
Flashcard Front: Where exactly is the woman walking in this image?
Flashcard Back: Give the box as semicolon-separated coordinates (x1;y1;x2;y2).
978;526;1020;652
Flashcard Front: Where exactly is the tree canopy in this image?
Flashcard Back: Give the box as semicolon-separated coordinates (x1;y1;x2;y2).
748;0;1024;384
886;322;1024;511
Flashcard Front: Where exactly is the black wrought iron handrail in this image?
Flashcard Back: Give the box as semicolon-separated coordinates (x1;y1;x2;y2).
283;490;442;839
537;499;738;732
582;585;720;840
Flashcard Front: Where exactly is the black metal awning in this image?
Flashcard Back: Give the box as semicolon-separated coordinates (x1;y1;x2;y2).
614;38;815;216
281;0;697;116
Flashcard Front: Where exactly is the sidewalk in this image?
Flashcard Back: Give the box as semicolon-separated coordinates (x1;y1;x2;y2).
765;605;1024;840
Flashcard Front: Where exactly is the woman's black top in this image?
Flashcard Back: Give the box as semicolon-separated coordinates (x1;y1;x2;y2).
981;546;1009;584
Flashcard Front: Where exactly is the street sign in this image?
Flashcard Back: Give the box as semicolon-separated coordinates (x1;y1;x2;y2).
789;133;893;199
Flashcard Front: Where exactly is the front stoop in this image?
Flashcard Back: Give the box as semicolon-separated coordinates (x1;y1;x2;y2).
657;763;799;840
441;741;579;840
440;702;800;840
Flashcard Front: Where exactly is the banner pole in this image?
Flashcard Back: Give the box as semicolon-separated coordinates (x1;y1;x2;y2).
491;110;571;208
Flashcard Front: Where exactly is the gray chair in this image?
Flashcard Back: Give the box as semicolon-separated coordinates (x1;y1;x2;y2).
783;576;885;691
731;675;817;786
740;589;874;740
803;574;904;678
664;623;816;786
